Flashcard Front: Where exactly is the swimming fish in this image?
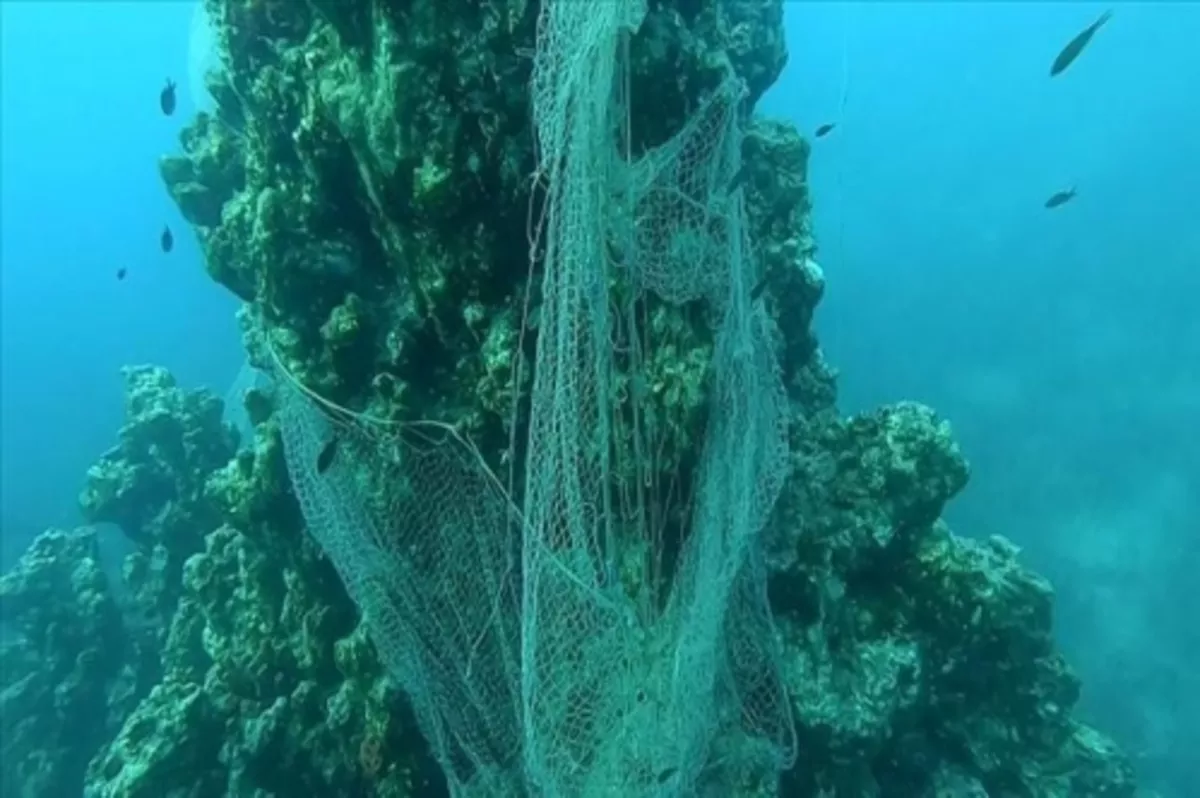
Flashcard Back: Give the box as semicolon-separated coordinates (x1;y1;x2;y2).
750;274;770;302
1044;187;1076;209
316;436;340;474
726;165;750;194
116;267;127;281
160;225;174;253
160;79;177;115
1050;11;1112;77
815;122;837;138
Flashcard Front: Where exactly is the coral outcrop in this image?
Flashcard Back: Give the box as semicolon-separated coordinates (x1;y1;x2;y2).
82;378;438;796
0;528;131;798
772;404;1137;795
80;365;238;623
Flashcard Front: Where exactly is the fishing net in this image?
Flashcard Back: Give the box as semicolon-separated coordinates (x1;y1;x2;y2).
277;388;526;793
221;358;265;441
274;0;796;794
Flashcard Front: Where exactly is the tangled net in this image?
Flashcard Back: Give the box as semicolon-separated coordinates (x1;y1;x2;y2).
272;1;796;794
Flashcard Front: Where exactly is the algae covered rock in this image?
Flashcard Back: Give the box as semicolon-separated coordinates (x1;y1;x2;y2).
770;403;1137;797
79;365;239;626
0;367;247;798
80;365;237;544
159;110;245;230
84;680;225;798
0;527;133;798
83;408;434;797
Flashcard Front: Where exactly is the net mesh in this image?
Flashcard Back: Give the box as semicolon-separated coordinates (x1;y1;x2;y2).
276;390;525;794
274;0;796;794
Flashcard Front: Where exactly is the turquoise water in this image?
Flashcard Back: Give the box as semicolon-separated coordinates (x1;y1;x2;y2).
1;3;1196;795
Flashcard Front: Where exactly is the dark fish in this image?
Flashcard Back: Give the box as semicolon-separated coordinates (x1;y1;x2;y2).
116;267;127;281
750;274;770;302
657;767;679;784
815;122;837;138
316;436;340;474
1044;187;1076;209
726;164;750;194
1050;10;1112;77
160;78;176;115
160;225;174;253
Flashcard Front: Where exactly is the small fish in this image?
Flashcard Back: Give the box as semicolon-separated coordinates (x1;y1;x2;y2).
726;164;750;194
814;122;837;138
750;274;770;302
160;225;174;253
830;495;858;510
160;79;177;115
116;267;127;281
316;436;340;474
1044;187;1076;209
1050;10;1112;77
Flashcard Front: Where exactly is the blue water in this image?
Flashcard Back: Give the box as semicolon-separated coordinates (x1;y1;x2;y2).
1;2;1196;795
764;4;1200;794
0;1;242;557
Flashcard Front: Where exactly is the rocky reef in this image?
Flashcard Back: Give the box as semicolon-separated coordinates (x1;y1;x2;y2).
1;527;130;797
0;0;1143;796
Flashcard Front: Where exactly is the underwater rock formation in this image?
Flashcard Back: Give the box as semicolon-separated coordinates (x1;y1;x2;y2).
80;364;238;631
772;404;1137;795
2;0;1145;796
0;527;134;798
81;377;438;796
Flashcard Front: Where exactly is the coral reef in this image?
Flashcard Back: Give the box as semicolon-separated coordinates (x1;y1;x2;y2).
0;528;132;798
772;404;1137;796
82;381;439;797
79;365;238;623
1;0;1144;796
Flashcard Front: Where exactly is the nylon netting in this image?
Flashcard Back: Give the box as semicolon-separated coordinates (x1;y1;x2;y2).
273;0;797;794
276;390;526;794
